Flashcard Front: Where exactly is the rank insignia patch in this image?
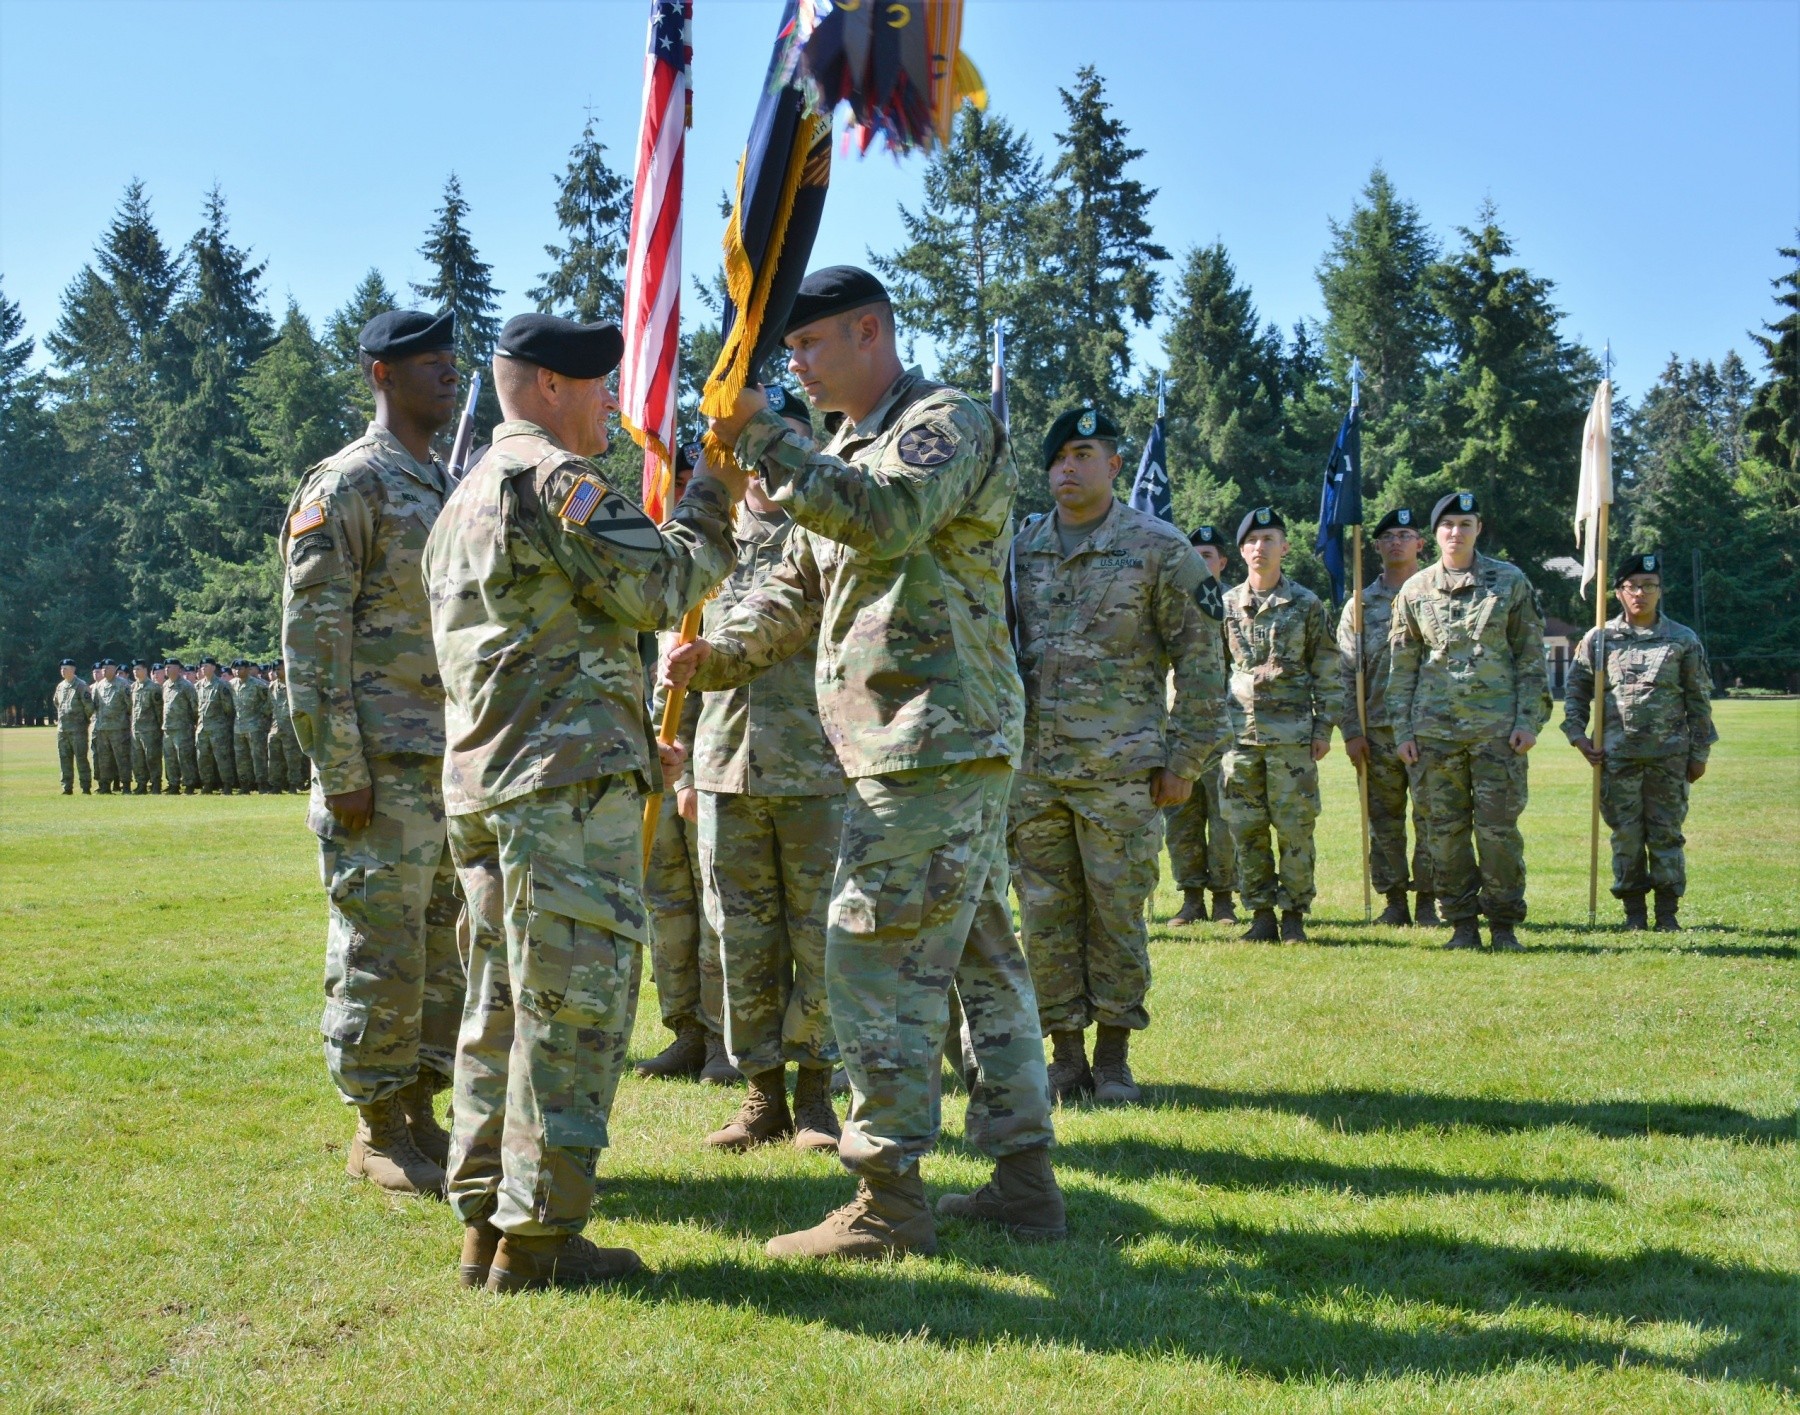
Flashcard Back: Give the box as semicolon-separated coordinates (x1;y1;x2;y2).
558;475;606;526
288;502;326;536
898;426;957;467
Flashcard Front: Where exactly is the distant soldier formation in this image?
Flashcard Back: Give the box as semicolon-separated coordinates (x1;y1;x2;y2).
43;271;1719;1292
51;655;308;796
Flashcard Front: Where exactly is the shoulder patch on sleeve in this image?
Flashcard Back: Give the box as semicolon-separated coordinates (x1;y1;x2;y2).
898;424;959;468
1193;576;1225;621
557;474;606;526
289;502;327;536
552;466;663;552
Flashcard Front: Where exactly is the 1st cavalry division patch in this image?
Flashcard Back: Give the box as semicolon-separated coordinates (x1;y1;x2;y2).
288;502;326;536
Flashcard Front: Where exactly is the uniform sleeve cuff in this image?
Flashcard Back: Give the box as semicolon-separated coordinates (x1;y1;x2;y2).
734;410;791;482
315;756;371;796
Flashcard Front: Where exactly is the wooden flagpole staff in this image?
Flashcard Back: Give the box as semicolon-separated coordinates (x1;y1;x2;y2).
642;599;707;876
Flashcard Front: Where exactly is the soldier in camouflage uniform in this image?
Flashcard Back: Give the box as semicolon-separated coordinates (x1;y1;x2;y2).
676;406;849;1155
1008;406;1229;1107
1389;491;1550;951
1220;508;1339;943
425;312;740;1292
1562;552;1716;931
266;660;307;793
160;659;200;794
280;310;467;1200
88;660;132;794
229;659;274;793
675;266;1062;1260
128;660;163;793
1338;508;1437;926
53;659;93;794
1167;524;1238;925
193;658;238;793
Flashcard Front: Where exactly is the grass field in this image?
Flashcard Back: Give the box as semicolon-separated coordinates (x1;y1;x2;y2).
1;705;1795;1413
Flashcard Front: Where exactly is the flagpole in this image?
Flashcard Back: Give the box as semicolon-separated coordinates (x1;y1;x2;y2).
642;601;707;876
1587;346;1612;925
1344;359;1372;922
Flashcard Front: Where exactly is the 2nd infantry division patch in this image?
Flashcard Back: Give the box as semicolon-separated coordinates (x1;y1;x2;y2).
898;426;957;467
1194;576;1225;621
288;502;326;536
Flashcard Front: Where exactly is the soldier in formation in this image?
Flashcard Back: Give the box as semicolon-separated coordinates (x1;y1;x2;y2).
1007;406;1228;1106
162;659;200;794
193;657;238;793
230;659;274;793
281;309;467;1200
54;659;92;794
267;660;308;792
89;659;132;793
1167;524;1238;925
1562;553;1716;931
674;265;1063;1261
128;660;163;794
1339;508;1438;926
426;312;741;1291
1219;508;1339;943
1389;491;1550;951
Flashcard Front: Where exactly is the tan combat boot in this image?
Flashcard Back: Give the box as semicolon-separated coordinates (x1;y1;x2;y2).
459;1215;500;1289
699;1030;743;1086
347;1094;445;1197
705;1067;792;1150
1045;1030;1093;1103
1211;890;1238;924
1171;888;1207;926
486;1232;644;1293
791;1065;842;1154
764;1170;937;1260
1376;889;1411;926
935;1147;1068;1240
634;1017;707;1079
398;1072;452;1168
1090;1024;1143;1106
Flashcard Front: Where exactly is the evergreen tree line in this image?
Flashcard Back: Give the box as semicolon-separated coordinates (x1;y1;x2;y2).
2;76;1795;721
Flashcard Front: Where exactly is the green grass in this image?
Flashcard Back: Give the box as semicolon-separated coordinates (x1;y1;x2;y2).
1;705;1796;1413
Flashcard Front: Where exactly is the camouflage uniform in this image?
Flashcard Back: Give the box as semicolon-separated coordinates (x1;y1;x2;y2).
161;674;200;791
231;674;274;791
280;421;464;1108
1338;576;1434;895
706;369;1054;1178
689;504;846;1074
53;676;93;792
1008;499;1229;1032
1388;554;1550;924
1562;612;1715;898
425;418;734;1238
1219;578;1339;912
128;676;164;792
644;671;724;1040
194;674;238;792
267;677;308;792
88;676;132;792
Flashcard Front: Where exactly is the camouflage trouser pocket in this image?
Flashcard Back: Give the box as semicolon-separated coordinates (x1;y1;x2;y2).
831;832;975;941
518;858;643;1025
319;825;404;1046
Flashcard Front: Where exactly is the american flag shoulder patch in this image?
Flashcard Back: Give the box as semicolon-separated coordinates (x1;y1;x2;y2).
558;475;606;526
288;502;326;536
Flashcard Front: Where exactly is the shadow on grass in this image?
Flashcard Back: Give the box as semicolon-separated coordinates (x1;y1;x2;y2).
1139;1084;1795;1145
602;1174;1792;1386
1237;922;1798;958
1050;1134;1618;1202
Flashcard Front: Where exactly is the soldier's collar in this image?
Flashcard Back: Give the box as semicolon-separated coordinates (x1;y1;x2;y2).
849;366;925;439
491;418;563;448
366;420;448;492
1250;575;1293;607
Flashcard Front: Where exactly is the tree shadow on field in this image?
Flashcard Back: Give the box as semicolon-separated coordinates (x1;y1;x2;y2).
1260;920;1797;958
1049;1133;1617;1202
1139;1084;1794;1145
607;1174;1793;1387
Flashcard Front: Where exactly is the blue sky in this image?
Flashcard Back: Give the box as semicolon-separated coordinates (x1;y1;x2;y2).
1;0;1795;399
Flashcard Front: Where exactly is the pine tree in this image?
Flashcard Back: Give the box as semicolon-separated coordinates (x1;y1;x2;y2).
531;115;632;323
1744;239;1798;513
414;173;501;432
1042;67;1168;413
1422;206;1596;619
326;268;398;425
1157;242;1285;528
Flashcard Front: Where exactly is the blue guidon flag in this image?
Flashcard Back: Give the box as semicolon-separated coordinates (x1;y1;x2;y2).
1129;382;1173;524
1316;399;1363;607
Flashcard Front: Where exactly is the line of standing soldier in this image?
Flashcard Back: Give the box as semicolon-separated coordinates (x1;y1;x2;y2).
51;655;308;795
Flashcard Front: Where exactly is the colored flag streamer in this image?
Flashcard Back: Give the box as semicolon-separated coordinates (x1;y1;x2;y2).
620;0;692;522
1129;376;1172;524
1316;387;1364;608
1575;377;1614;600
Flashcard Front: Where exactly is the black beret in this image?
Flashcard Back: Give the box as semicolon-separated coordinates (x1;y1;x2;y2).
165;658;185;670
59;658;75;667
359;309;455;361
1236;506;1286;545
1372;507;1421;537
199;656;219;667
676;441;697;473
765;383;810;421
100;657;116;667
1188;525;1224;549
229;658;247;668
782;266;890;338
1431;490;1481;527
1615;552;1664;586
1041;407;1122;470
133;659;149;668
496;313;623;379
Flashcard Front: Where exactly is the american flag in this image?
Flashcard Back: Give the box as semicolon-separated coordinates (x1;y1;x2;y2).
620;0;691;523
